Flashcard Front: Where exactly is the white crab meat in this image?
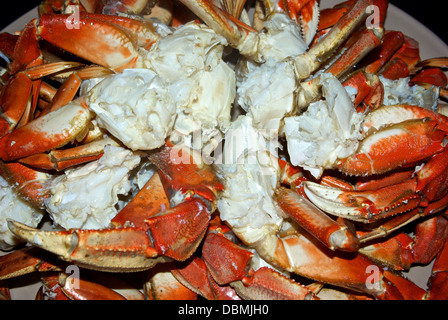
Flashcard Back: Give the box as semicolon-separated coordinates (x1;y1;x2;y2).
282;73;364;178
236;14;307;133
256;14;309;62
144;22;236;144
0;176;45;250
87;68;176;151
217;116;283;246
237;60;297;132
117;160;156;211
380;75;439;110
87;23;235;152
44;145;140;230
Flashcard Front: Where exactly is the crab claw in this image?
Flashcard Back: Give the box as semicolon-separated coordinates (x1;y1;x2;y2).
202;231;317;300
298;0;320;46
303;179;421;223
362;105;448;134
7;221;165;272
178;0;261;60
7;144;224;271
145;198;211;261
0;99;91;162
145;144;224;261
7;172;211;271
337;119;447;176
148;143;224;208
38;13;143;71
293;0;372;80
0;161;50;208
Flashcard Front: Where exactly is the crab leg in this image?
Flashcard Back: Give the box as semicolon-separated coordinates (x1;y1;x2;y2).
0;247;62;281
314;166;448;244
379;35;420;80
10;171;172;272
417;147;448;204
145;198;212;261
169;217;241;300
276;227;425;299
258;160;360;252
178;0;260;59
57;272;127;300
79;11;160;49
9;20;42;74
363;31;405;74
0;73;34;136
1;61;86;137
38;273;70;300
411;68;448;88
17;136;117;171
0;99;91;162
144;144;224;261
411;58;448;96
297;26;384;107
203;224;424;299
357;209;422;243
38;82;58;104
172;255;242;300
46;66;113;113
325;27;384;79
0;20;43;136
276;186;360;251
358;214;448;291
359;215;448;269
111;172;170;229
293;0;372;80
342;71;383;111
233;267;316;300
5;173;169;272
0;161;50;208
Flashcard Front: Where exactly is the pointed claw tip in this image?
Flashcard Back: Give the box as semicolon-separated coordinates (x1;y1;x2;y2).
328;227;360;252
7;220;38;242
7;220;76;261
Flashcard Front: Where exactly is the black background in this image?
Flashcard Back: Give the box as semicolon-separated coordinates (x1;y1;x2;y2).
1;1;447;45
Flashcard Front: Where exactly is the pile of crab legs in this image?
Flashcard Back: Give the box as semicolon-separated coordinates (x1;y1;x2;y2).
0;0;448;300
